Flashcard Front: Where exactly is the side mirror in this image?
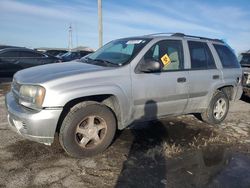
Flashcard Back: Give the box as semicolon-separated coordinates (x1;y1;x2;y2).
140;59;161;73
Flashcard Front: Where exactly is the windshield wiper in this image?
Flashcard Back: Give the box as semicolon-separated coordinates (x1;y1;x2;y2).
80;57;96;64
80;57;120;67
94;59;120;67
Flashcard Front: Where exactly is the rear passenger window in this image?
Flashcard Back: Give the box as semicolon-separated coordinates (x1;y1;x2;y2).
213;44;240;68
188;41;216;69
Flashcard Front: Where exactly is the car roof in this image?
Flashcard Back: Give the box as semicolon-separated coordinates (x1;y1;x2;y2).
0;45;23;50
0;47;38;53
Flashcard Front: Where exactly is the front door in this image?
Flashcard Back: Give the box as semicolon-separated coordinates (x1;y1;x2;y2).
131;40;189;121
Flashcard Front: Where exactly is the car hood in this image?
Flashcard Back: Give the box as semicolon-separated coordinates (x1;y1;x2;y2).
14;61;110;84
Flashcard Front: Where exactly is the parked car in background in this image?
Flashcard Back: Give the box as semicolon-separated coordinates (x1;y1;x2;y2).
35;48;68;57
59;51;93;62
5;33;242;158
0;48;60;78
45;50;68;57
239;51;250;97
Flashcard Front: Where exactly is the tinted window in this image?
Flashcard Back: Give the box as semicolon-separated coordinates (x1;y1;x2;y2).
188;41;216;69
0;51;19;57
239;53;250;65
213;44;240;68
20;51;44;58
144;40;184;71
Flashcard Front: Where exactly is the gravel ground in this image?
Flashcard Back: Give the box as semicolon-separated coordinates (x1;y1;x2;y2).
0;87;250;188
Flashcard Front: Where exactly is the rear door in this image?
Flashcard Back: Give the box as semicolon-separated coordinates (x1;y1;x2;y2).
213;44;242;100
132;39;189;121
185;40;223;113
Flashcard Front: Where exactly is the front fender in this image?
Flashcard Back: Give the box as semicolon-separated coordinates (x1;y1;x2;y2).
43;84;132;128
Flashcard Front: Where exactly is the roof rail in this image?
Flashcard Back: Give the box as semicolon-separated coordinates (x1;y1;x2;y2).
144;33;175;36
171;33;223;43
145;32;223;43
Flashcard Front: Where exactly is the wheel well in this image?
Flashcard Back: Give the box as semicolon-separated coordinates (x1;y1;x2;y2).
56;95;121;132
218;85;234;100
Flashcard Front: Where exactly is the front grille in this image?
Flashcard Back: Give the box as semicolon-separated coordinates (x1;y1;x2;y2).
22;122;27;130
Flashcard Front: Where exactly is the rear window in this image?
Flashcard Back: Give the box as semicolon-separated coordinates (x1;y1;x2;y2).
239;53;250;65
213;44;240;68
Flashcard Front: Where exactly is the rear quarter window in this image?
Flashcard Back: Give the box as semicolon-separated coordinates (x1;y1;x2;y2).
213;44;240;68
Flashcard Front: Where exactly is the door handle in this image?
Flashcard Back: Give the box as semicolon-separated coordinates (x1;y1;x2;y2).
213;75;220;80
177;77;186;83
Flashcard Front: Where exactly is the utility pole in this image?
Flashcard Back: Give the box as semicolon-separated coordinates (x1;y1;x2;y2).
68;24;73;52
98;0;103;48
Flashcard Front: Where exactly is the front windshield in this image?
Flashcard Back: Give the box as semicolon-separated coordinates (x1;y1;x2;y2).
83;38;150;66
239;53;250;66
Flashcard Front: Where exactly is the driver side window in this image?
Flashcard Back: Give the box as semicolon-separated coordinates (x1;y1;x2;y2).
144;40;184;71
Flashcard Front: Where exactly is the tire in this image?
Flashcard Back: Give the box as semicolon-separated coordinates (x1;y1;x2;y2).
201;91;229;125
59;101;117;158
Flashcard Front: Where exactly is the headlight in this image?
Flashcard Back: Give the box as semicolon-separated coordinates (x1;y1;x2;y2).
19;85;46;110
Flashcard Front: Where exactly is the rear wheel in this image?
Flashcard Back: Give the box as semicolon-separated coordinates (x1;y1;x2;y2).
201;91;229;124
59;102;117;158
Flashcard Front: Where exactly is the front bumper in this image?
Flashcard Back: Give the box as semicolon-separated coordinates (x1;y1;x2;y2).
5;92;62;144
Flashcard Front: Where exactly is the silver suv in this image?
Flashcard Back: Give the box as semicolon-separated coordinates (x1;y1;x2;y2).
5;33;243;157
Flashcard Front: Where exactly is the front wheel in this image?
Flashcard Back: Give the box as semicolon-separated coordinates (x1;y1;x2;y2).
201;91;229;124
59;102;117;158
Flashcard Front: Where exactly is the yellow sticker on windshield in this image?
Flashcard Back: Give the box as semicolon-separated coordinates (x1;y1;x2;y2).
161;54;171;66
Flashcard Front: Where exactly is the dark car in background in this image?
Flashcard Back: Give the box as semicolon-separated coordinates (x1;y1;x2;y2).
239;51;250;97
239;52;250;67
59;51;92;62
0;45;23;50
0;48;60;78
